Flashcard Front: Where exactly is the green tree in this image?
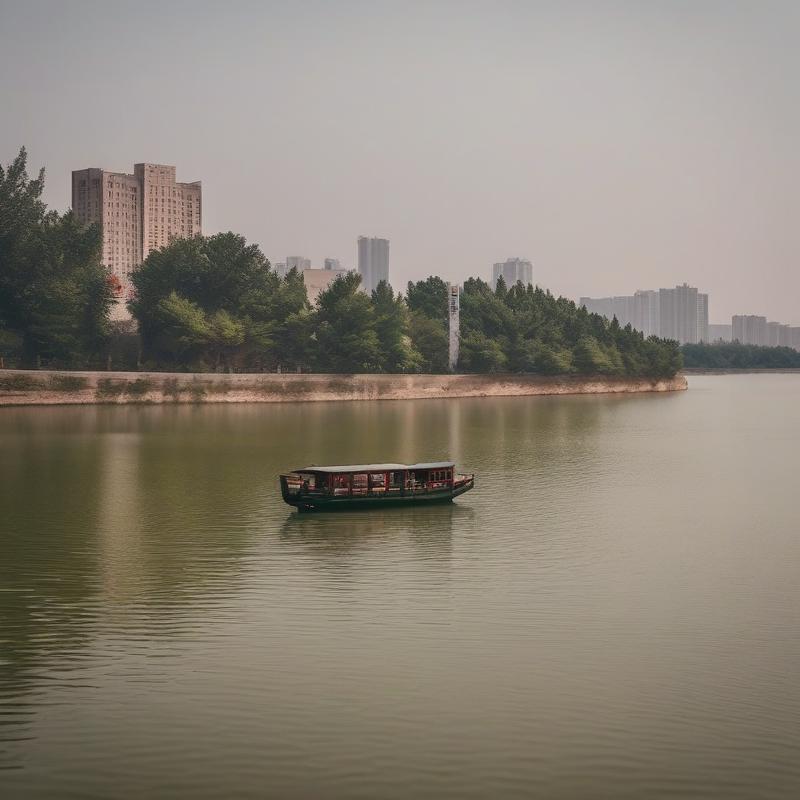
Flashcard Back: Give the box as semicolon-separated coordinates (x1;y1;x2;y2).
458;330;508;372
153;291;211;363
408;311;449;372
314;272;380;372
268;268;314;372
372;280;421;373
406;276;448;322
573;335;624;375
129;232;296;370
0;147;113;366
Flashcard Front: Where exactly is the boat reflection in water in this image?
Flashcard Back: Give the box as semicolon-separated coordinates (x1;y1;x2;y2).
280;461;475;512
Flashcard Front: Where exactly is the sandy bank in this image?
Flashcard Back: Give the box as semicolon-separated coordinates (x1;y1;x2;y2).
0;370;687;407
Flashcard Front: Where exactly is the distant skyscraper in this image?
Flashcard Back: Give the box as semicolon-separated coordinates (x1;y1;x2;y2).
633;290;660;338
285;256;311;272
732;315;767;346
580;292;656;335
583;283;707;344
274;262;288;278
766;321;792;347
448;283;460;371
697;293;709;343
357;236;389;293
72;162;201;318
324;258;341;271
580;296;635;328
492;258;533;289
708;324;732;342
659;284;700;344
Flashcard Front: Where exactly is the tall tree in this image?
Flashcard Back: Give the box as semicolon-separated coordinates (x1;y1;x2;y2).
314;272;380;372
408;311;449;373
405;276;449;372
0;147;113;366
372;280;421;373
406;276;448;322
128;232;297;370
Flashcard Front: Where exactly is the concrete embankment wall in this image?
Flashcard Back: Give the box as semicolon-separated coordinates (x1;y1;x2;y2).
0;370;688;406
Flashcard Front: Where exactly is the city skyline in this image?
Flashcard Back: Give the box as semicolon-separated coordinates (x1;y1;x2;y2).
582;284;710;346
2;2;797;324
64;154;797;327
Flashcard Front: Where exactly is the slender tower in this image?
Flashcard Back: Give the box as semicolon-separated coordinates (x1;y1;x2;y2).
448;282;460;371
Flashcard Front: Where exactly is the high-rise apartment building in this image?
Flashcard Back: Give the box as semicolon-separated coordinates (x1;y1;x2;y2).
492;258;533;289
732;315;767;346
766;321;792;347
708;324;732;342
696;293;709;343
357;236;390;293
580;296;635;328
582;283;707;344
72;162;201;317
137;164;201;258
632;290;660;338
324;258;341;271
580;291;659;337
285;256;311;272
659;284;700;344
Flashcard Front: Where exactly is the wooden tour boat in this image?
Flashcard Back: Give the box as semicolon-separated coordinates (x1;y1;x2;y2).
280;462;475;512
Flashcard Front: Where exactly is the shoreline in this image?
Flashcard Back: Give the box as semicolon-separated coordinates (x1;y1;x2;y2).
0;370;687;407
682;367;800;375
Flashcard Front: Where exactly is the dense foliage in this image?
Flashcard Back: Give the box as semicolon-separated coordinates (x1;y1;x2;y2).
1;147;682;377
456;277;681;376
0;148;113;367
682;342;800;369
126;246;680;376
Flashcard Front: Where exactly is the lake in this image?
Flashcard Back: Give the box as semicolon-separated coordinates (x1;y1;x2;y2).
1;375;799;798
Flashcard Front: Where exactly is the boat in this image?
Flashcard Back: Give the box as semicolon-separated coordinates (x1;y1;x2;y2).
279;461;475;512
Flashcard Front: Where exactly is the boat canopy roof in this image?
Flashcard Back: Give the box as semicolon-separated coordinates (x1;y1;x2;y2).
293;461;455;474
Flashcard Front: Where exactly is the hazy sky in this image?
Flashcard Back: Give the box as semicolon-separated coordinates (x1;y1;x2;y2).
1;0;798;323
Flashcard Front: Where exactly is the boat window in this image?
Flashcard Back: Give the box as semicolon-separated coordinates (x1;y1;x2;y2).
332;474;349;495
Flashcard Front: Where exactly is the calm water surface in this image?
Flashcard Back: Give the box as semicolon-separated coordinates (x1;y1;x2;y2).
1;375;799;798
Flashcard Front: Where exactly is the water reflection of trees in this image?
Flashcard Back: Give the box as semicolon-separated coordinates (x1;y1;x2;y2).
0;406;265;771
0;413;107;771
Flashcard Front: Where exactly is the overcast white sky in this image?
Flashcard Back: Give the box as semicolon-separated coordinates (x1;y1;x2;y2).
1;0;798;323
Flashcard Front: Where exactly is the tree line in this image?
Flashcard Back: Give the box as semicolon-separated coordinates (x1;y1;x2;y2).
1;147;682;377
0;148;113;367
682;342;800;369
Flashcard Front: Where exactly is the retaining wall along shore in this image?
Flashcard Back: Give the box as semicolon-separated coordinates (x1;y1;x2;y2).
0;370;687;406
